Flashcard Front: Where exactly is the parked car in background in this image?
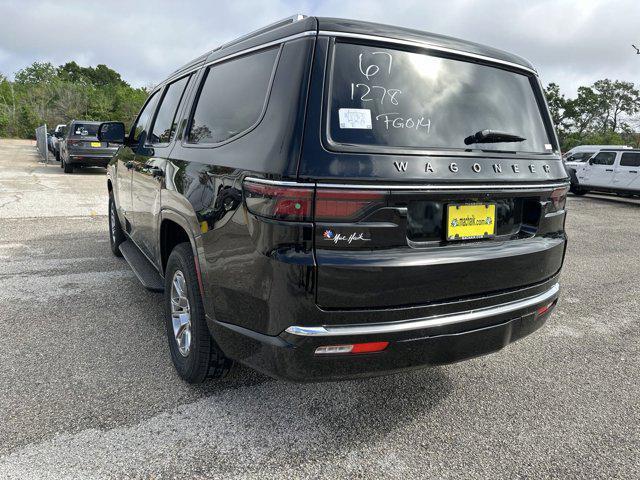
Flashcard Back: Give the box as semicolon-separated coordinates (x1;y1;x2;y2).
101;15;568;384
51;124;66;161
571;148;640;196
46;132;54;153
562;145;632;160
59;120;119;173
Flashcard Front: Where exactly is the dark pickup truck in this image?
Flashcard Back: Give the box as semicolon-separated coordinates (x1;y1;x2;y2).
100;15;568;383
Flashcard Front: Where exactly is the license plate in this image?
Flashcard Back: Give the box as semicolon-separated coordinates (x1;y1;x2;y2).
447;203;496;241
90;142;101;147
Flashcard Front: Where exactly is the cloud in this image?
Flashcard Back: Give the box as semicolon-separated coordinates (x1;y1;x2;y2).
0;0;638;95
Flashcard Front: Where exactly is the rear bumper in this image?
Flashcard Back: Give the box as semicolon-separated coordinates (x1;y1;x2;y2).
208;281;560;382
67;154;113;167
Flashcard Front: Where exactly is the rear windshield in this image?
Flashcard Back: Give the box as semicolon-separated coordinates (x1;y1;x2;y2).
72;124;99;137
327;42;552;153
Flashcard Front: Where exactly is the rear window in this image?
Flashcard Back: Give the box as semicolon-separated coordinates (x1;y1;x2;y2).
566;152;595;162
72;124;99;137
327;43;552;153
620;152;640;167
187;47;279;144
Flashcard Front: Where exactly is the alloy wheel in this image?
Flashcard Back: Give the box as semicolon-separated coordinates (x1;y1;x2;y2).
170;270;192;357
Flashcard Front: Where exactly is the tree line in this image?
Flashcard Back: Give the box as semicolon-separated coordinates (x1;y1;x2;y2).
544;79;640;150
0;61;148;138
1;60;639;151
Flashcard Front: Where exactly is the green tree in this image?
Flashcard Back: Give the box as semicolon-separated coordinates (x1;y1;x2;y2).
592;79;640;133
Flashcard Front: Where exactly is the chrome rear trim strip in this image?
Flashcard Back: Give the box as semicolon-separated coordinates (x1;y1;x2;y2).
244;177;569;192
315;182;570;191
318;31;537;75
243;177;315;188
285;283;560;337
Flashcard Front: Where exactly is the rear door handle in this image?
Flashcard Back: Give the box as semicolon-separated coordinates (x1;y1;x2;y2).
630;170;638;174
605;169;613;172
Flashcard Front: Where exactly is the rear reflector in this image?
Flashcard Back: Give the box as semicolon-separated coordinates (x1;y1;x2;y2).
536;300;556;317
315;189;386;221
315;341;389;355
243;180;313;221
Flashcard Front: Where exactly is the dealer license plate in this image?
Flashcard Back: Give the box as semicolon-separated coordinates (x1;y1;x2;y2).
447;203;496;241
90;142;101;147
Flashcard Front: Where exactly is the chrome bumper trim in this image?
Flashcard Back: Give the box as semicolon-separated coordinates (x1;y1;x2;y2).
285;283;560;337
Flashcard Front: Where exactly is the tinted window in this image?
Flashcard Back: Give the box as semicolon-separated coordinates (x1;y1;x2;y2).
150;75;191;145
620;152;640;167
132;91;159;143
72;123;98;137
188;48;278;144
328;43;552;153
591;152;616;166
567;152;594;162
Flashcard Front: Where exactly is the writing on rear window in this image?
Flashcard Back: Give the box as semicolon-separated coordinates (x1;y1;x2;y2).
348;52;431;133
339;108;372;129
329;43;552;152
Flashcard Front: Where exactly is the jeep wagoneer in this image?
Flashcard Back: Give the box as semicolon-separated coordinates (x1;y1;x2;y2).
100;15;568;382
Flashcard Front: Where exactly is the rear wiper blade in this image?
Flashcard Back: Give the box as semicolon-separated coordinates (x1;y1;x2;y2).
464;129;526;145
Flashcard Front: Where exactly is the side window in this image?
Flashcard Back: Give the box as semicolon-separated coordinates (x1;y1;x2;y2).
187;47;279;144
591;152;616;166
620;152;640;167
131;91;160;144
149;75;192;145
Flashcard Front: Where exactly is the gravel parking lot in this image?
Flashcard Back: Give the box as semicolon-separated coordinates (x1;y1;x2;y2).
0;139;638;479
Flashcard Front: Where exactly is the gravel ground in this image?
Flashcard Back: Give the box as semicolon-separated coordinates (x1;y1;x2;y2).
0;139;638;479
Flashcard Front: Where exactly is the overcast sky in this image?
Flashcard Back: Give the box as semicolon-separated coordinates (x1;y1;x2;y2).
0;0;638;96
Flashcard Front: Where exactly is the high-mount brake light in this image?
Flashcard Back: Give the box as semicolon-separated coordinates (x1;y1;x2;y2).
243;180;313;221
315;189;387;221
315;341;389;355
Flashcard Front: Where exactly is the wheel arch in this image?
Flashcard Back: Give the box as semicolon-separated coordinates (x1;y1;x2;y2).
159;209;201;276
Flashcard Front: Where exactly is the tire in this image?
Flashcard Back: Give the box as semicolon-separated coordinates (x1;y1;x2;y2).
570;184;587;196
108;193;125;257
55;150;60;162
63;158;73;173
164;243;232;383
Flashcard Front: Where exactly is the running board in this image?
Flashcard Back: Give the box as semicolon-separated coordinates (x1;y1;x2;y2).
119;240;164;292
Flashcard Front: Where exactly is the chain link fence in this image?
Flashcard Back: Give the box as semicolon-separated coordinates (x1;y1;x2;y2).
35;124;49;164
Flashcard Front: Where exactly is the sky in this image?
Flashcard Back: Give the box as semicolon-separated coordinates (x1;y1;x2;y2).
0;0;638;97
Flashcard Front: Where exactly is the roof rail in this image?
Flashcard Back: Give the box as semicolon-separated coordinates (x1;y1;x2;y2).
218;14;307;51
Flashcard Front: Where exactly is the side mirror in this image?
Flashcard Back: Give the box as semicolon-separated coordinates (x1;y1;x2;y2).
98;122;126;144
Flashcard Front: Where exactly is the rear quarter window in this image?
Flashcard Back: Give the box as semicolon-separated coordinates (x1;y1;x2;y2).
187;47;279;144
327;42;552;154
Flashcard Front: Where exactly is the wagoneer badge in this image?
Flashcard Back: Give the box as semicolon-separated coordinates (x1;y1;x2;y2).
396;162;552;175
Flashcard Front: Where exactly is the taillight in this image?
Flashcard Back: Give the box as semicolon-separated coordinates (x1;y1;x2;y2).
315;189;386;221
67;139;78;146
549;187;568;212
243;180;313;221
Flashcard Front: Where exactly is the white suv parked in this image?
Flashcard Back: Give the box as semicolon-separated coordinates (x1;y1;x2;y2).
572;149;640;196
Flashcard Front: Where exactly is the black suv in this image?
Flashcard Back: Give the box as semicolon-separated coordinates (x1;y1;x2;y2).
100;16;569;383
